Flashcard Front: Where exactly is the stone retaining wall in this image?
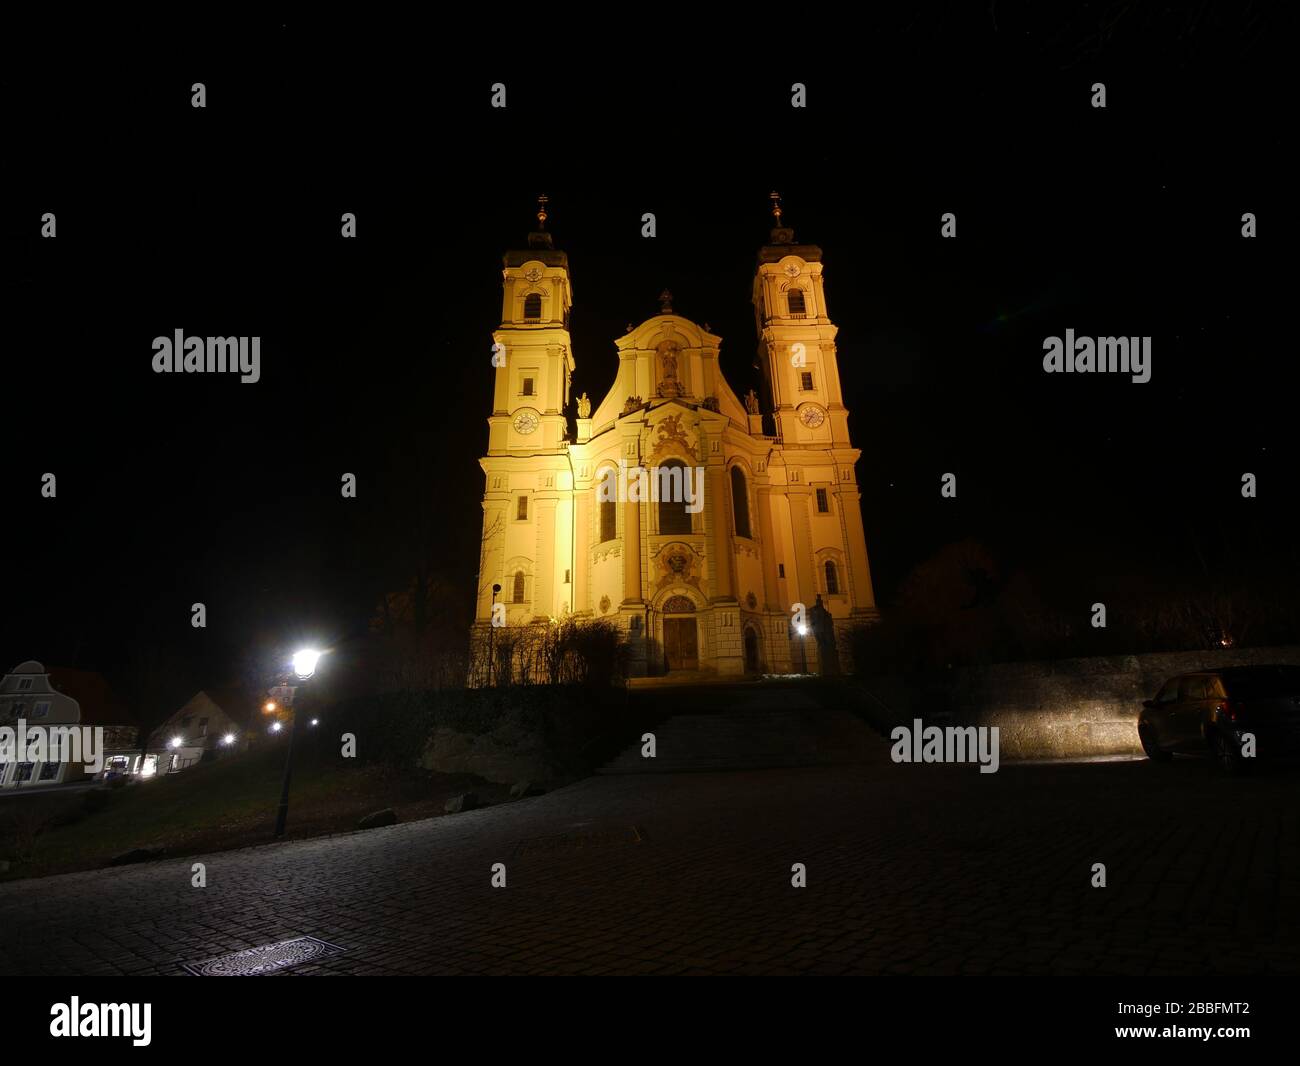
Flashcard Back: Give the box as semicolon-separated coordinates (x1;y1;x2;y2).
859;645;1300;759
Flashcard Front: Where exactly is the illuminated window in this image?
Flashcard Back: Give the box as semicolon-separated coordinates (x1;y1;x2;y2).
825;561;840;595
523;293;542;320
600;497;616;542
657;461;692;535
787;289;806;316
730;466;751;538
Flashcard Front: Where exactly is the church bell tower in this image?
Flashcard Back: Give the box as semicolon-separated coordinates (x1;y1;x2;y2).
752;192;851;448
488;195;575;454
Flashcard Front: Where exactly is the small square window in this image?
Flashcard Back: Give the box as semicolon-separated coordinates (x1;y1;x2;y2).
522;377;535;396
800;372;814;390
31;702;50;718
816;488;829;513
17;678;32;691
39;761;60;781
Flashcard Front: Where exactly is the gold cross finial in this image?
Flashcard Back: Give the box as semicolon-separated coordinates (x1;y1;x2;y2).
537;193;549;229
658;288;673;314
770;190;783;225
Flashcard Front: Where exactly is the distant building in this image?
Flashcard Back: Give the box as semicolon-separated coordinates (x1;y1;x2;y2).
146;688;255;773
0;661;138;789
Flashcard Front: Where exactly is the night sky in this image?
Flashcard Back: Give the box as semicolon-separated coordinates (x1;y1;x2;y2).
6;10;1296;717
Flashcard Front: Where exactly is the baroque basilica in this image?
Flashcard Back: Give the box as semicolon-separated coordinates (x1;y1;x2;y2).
475;197;878;676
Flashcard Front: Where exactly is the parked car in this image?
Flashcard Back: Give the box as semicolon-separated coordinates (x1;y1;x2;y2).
1138;665;1300;772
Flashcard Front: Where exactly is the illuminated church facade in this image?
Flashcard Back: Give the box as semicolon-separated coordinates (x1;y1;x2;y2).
474;199;878;677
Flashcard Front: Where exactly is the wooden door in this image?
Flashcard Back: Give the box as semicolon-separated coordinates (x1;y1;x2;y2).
664;618;698;671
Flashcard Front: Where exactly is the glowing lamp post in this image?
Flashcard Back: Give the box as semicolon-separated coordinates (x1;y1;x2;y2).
273;648;322;839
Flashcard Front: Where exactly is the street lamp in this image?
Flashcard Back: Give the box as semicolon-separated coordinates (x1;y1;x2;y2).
273;647;322;838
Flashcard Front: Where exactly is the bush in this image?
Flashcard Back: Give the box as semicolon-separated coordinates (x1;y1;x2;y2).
468;618;629;688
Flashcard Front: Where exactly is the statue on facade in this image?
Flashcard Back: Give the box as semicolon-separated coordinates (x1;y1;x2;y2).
810;594;841;676
657;340;682;398
744;389;760;415
577;392;591;418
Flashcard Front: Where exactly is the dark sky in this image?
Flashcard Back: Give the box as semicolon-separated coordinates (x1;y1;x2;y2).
5;9;1297;709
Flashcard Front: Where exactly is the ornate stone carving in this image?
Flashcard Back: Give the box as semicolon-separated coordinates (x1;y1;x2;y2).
663;595;695;613
622;395;643;415
652;542;702;593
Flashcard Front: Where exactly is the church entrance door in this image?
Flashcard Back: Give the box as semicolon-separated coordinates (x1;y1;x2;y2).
663;618;698;671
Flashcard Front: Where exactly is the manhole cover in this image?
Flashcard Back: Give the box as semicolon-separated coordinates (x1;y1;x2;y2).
513;825;645;858
182;936;346;976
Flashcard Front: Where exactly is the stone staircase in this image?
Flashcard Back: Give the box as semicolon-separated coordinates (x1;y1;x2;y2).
596;688;883;774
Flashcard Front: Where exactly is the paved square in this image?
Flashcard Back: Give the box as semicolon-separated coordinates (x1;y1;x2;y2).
2;740;1298;976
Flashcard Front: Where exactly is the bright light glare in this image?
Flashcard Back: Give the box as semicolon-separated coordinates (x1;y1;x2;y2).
270;721;283;733
265;701;277;712
170;737;183;749
221;733;236;746
797;624;808;636
310;718;319;727
292;648;322;679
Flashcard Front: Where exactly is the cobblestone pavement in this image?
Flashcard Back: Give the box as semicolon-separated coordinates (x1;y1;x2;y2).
2;741;1298;975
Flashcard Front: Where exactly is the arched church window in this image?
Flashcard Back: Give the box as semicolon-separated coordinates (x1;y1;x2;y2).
730;466;752;538
523;293;542;320
657;461;692;535
512;570;526;603
787;289;806;316
599;497;616;542
824;560;840;595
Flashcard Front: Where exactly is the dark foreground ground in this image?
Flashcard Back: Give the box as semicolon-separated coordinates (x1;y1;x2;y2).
2;723;1297;975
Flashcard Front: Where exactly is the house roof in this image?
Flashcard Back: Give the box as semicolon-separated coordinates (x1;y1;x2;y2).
46;667;137;727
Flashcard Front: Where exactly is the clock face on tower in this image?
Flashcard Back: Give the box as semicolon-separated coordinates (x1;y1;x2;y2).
799;405;826;428
512;409;540;435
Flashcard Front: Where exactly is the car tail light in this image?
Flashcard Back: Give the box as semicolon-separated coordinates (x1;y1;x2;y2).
1218;700;1244;723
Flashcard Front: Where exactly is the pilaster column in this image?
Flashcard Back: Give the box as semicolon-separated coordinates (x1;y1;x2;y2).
837;486;877;611
574;490;591;614
756;485;781;610
622;495;643;603
535;497;557;617
788;487;815;610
